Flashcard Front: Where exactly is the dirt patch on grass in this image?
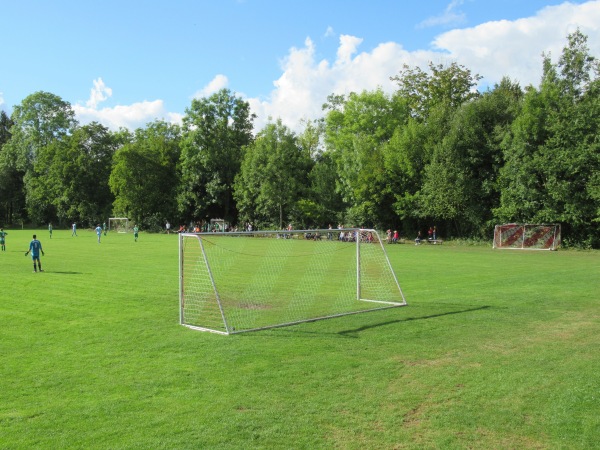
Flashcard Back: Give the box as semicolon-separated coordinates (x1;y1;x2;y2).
236;302;273;310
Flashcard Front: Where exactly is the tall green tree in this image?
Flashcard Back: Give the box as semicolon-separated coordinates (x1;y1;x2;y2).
0;111;19;224
4;91;77;172
109;120;181;229
300;151;345;228
382;103;451;235
27;122;118;226
294;120;345;227
0;111;11;145
234;119;313;229
390;62;482;121
419;78;523;237
382;63;483;234
178;89;255;225
495;84;551;223
323;89;410;227
382;118;426;232
1;92;77;224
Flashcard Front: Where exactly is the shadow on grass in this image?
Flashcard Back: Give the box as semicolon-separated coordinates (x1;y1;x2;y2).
247;305;493;339
338;305;491;336
45;271;85;275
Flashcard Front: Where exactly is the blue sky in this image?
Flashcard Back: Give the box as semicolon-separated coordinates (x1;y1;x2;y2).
1;0;598;132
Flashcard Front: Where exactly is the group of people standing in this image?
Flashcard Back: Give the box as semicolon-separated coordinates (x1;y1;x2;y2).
384;226;439;245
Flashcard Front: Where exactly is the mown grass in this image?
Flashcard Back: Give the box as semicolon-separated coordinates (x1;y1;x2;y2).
0;229;598;449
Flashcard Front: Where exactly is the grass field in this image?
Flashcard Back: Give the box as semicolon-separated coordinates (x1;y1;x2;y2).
0;229;599;449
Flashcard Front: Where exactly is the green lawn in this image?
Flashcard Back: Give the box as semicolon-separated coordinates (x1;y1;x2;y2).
1;229;598;449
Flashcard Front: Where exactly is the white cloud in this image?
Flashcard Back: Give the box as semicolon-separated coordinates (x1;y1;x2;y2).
86;78;112;109
417;0;467;29
324;26;335;38
73;75;230;130
336;35;363;63
432;1;600;88
74;99;181;130
74;78;182;130
246;36;435;132
192;74;229;99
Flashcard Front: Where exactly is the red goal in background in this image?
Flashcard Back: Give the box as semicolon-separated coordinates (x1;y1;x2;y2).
493;224;561;251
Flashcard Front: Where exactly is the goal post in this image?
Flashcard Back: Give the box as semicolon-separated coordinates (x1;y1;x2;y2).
108;217;130;233
179;229;407;334
493;223;561;250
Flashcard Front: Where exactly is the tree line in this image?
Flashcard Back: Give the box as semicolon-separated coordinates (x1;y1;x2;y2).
0;30;598;247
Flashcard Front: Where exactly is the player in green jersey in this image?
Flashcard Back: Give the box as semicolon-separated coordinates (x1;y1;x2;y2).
133;225;139;242
0;228;7;251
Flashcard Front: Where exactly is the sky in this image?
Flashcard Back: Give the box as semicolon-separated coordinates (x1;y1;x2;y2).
1;0;599;133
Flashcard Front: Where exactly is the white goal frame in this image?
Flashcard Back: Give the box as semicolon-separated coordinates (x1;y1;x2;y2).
493;223;561;250
179;228;407;334
108;217;130;233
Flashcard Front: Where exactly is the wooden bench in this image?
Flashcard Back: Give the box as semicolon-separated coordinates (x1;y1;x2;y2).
425;239;443;245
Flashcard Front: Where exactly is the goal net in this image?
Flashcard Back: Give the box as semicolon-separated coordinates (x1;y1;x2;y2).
493;223;561;250
108;217;130;233
179;229;407;334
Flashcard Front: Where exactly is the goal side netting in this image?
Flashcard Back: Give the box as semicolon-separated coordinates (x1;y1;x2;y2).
108;217;130;233
179;229;407;334
493;223;561;250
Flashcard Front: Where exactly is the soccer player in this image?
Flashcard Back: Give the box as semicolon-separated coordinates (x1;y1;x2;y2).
48;222;53;239
95;224;102;243
25;234;45;272
72;222;77;236
103;222;107;236
0;228;7;251
133;225;139;242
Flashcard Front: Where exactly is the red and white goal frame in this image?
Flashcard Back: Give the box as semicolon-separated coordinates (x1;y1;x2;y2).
493;223;561;251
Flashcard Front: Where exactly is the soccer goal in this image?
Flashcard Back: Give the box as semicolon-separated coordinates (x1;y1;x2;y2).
179;229;407;334
493;223;561;250
209;218;228;232
108;217;130;233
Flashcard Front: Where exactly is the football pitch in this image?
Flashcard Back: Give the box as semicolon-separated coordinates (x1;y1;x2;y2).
1;229;599;448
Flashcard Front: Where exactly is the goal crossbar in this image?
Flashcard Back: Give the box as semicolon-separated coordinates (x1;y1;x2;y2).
179;229;406;334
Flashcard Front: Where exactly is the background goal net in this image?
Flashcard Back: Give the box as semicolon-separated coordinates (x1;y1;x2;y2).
179;229;406;334
108;217;130;233
493;223;561;250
